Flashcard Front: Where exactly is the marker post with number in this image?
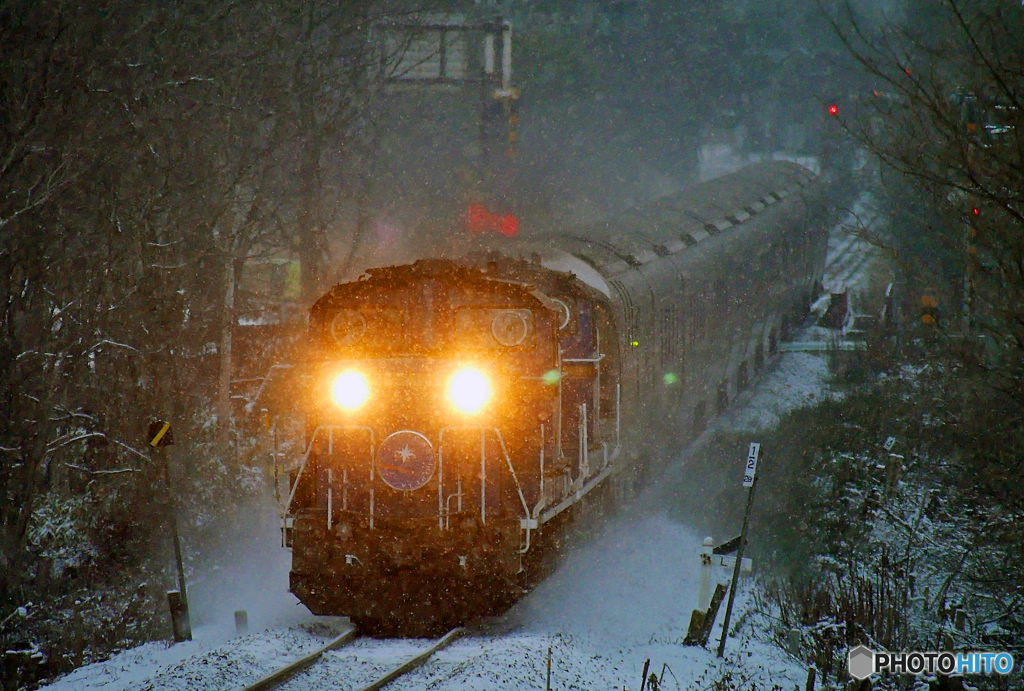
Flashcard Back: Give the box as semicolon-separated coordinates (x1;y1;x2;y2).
717;442;760;658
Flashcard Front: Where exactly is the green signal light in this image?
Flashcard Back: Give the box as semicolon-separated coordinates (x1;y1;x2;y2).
663;372;679;385
630;340;640;348
542;369;561;385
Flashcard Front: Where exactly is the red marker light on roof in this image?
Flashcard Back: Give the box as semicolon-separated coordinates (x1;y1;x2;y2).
499;214;519;237
828;104;839;116
467;203;491;233
467;204;519;237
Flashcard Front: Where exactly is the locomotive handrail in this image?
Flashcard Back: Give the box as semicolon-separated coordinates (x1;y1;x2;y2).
492;428;531;528
561;354;604;363
285;425;375;515
436;426;530;534
538;445;620;526
444;481;464;529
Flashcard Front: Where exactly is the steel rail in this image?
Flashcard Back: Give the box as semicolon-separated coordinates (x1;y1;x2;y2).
235;626;466;691
355;627;466;691
237;627;358;691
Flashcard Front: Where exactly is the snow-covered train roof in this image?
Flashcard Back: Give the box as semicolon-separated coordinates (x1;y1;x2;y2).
558;160;817;274
499;161;819;290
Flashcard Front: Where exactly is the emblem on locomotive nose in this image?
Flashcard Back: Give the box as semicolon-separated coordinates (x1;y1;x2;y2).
376;431;435;491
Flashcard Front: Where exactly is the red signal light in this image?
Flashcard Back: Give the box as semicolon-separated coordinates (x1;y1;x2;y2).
499;214;519;237
828;104;839;116
467;203;492;234
467;204;519;237
972;208;980;216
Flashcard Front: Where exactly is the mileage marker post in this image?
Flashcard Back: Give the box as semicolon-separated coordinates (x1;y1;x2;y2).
717;442;760;658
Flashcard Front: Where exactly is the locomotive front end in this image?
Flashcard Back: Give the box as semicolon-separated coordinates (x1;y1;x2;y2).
287;259;563;634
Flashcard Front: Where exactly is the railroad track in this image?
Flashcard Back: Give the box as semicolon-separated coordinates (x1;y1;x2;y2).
238;626;467;691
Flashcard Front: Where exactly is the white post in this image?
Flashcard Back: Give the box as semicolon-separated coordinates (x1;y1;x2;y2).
502;24;512;91
698;537;714;611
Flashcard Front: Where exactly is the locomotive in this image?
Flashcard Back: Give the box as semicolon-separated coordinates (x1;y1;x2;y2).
284;161;831;635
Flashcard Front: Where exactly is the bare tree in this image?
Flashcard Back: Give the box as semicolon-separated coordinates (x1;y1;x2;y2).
826;0;1024;647
0;2;440;680
835;0;1024;393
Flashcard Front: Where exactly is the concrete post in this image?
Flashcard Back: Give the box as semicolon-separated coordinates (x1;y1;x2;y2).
698;537;714;611
235;610;249;635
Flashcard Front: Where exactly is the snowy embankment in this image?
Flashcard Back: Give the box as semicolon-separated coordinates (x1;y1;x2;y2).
38;345;834;691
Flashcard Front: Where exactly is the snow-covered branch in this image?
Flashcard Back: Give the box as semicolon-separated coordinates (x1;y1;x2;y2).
65;463;136;475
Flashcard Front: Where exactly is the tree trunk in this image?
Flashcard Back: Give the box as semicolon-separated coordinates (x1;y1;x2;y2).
218;254;235;451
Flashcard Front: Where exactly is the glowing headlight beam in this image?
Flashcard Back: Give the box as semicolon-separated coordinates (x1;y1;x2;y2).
448;367;492;415
331;371;370;411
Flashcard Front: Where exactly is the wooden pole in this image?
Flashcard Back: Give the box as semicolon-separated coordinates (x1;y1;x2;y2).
545;646;551;691
158;445;192;641
717;472;758;658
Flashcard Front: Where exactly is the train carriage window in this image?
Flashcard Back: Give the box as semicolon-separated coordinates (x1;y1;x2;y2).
455;308;535;349
660;307;672;365
329;307;405;350
689;293;706;345
715;277;729;311
561;301;594;357
660;303;684;365
692;400;707;434
756;249;769;275
716;380;729;414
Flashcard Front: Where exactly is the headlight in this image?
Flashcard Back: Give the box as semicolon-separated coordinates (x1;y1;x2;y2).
448;367;492;414
331;371;370;411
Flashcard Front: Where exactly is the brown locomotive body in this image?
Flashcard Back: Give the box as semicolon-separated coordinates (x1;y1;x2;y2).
285;162;833;635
